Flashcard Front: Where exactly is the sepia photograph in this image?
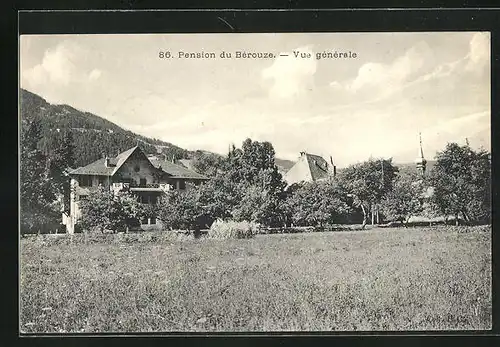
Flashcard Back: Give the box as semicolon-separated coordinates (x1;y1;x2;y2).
19;31;491;333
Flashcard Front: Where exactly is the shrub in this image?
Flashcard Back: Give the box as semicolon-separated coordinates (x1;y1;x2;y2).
284;179;351;228
207;220;259;239
157;189;209;231
79;187;145;233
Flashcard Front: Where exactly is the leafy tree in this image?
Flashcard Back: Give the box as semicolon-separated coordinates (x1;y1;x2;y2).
79;187;145;232
239;139;277;184
284;178;350;227
20;116;58;234
232;182;286;227
226;140;287;227
157;189;210;230
223;139;279;185
195;139;287;227
379;170;424;224
337;158;398;228
190;150;224;177
429;143;491;224
197;172;243;221
234;166;287;227
231;185;267;224
46;131;76;212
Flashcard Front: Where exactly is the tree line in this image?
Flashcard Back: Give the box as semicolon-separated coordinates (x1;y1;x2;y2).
20;112;491;234
77;138;491;233
20;116;75;234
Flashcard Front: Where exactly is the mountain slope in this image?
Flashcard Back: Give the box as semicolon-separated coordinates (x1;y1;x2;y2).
20;89;191;168
275;158;296;174
20;89;296;173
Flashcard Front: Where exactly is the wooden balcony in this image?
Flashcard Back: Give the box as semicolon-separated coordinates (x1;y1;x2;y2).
112;182;173;192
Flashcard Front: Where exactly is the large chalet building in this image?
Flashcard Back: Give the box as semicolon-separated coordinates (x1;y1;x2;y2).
62;146;208;234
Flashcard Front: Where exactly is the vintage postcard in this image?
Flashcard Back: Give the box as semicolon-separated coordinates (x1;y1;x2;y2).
19;31;491;333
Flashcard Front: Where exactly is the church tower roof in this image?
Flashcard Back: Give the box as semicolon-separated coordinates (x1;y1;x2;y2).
415;132;427;175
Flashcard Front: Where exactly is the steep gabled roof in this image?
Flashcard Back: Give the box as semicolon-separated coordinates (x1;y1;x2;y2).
111;146;138;173
69;146;208;180
69;158;115;176
303;153;330;181
148;159;209;180
284;152;332;185
69;146;142;176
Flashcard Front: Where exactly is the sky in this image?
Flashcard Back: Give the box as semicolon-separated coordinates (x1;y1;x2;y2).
20;32;490;167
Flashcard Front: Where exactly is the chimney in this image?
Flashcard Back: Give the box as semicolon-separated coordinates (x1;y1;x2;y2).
104;156;110;167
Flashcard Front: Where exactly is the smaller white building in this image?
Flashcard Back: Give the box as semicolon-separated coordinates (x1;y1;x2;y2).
284;151;336;186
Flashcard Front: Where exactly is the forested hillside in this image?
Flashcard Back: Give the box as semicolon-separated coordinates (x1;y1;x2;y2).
275;158;296;174
20;89;190;168
20;88;297;173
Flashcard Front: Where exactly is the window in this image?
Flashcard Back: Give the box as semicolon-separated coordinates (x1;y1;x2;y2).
80;175;91;187
98;176;105;186
134;165;140;172
150;217;157;225
140;178;147;187
122;178;134;185
179;180;186;190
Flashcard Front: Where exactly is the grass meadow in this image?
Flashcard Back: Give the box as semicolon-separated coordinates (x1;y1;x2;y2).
20;225;491;333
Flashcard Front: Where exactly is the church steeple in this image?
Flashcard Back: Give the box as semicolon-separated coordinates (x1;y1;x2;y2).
415;132;427;175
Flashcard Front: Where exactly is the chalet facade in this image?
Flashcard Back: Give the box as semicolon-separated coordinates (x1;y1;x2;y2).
284;151;336;186
62;146;208;234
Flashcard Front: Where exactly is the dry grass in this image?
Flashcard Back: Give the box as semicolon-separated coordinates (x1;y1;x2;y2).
20;226;491;332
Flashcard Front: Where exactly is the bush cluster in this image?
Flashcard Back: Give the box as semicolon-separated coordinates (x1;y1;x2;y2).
207;220;259;239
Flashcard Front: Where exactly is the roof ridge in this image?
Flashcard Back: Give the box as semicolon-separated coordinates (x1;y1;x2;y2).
111;146;140;175
68;146;209;180
149;158;208;179
68;157;104;175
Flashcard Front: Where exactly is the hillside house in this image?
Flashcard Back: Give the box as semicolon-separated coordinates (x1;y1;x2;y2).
62;146;208;234
284;151;336;186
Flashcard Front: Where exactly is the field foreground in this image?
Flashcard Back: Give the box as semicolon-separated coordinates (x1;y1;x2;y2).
20;226;491;332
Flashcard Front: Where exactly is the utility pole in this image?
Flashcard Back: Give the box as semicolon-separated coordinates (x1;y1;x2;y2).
381;159;384;186
371;204;375;226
